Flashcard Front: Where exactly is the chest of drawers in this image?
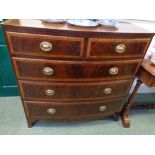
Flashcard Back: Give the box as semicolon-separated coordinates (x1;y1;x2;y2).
1;19;154;127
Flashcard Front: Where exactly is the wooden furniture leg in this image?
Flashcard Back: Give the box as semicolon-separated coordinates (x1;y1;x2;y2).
121;79;142;128
27;119;38;128
113;112;120;121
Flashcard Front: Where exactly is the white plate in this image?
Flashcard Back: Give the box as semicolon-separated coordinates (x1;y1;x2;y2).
41;19;66;23
99;19;119;27
67;19;99;27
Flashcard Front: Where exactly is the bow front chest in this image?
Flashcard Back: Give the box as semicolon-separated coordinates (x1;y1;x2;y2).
1;19;154;127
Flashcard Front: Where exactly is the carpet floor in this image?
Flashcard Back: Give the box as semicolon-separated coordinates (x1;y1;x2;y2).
0;96;155;135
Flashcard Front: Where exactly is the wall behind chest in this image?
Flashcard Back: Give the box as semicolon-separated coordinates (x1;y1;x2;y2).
0;20;19;96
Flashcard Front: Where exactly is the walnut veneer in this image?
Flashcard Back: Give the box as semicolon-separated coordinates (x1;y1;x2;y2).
1;19;154;127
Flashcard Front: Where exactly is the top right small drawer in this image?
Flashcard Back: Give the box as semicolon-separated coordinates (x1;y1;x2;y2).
87;38;151;59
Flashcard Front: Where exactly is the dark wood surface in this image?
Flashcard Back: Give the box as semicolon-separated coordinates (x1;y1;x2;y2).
13;58;141;82
122;58;155;128
87;38;151;59
19;80;132;101
24;98;124;119
139;68;155;87
142;58;155;76
1;19;154;127
139;59;155;87
6;32;84;58
121;79;142;128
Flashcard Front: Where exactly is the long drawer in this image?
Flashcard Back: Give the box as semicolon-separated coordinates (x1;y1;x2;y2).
24;97;125;119
6;32;84;58
19;80;132;101
13;58;141;81
87;38;151;59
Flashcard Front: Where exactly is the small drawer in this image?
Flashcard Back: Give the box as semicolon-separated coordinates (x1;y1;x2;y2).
6;32;84;58
13;58;141;81
24;98;124;118
139;68;155;87
19;80;132;101
87;38;151;59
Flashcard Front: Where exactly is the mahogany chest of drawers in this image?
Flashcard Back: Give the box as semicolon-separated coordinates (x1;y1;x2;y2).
1;19;154;127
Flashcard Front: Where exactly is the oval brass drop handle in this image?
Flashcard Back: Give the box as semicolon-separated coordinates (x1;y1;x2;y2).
109;67;118;75
115;44;126;53
99;106;107;112
45;89;55;96
40;41;52;52
104;88;112;95
47;108;56;114
42;67;54;76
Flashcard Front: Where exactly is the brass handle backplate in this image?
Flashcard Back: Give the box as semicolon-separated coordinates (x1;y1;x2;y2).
115;44;126;53
104;88;112;94
99;106;107;112
45;89;55;96
109;67;118;75
47;108;56;114
40;41;52;52
42;67;54;76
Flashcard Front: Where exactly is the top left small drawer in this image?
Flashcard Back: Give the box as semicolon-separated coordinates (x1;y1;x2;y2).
6;32;84;58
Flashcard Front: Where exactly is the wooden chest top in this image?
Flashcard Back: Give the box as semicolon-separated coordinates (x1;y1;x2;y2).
1;19;154;37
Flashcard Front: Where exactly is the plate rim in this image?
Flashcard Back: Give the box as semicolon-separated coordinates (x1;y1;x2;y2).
40;19;66;23
66;19;99;27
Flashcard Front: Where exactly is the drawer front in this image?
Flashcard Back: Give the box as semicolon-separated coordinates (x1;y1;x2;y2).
6;32;84;58
19;80;132;101
139;68;155;87
87;38;151;59
24;98;124;118
13;58;141;81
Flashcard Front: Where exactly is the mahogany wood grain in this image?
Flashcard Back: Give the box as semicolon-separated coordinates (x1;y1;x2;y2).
6;32;84;58
13;57;141;82
24;97;124;118
19;80;132;101
87;38;151;59
1;19;154;127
